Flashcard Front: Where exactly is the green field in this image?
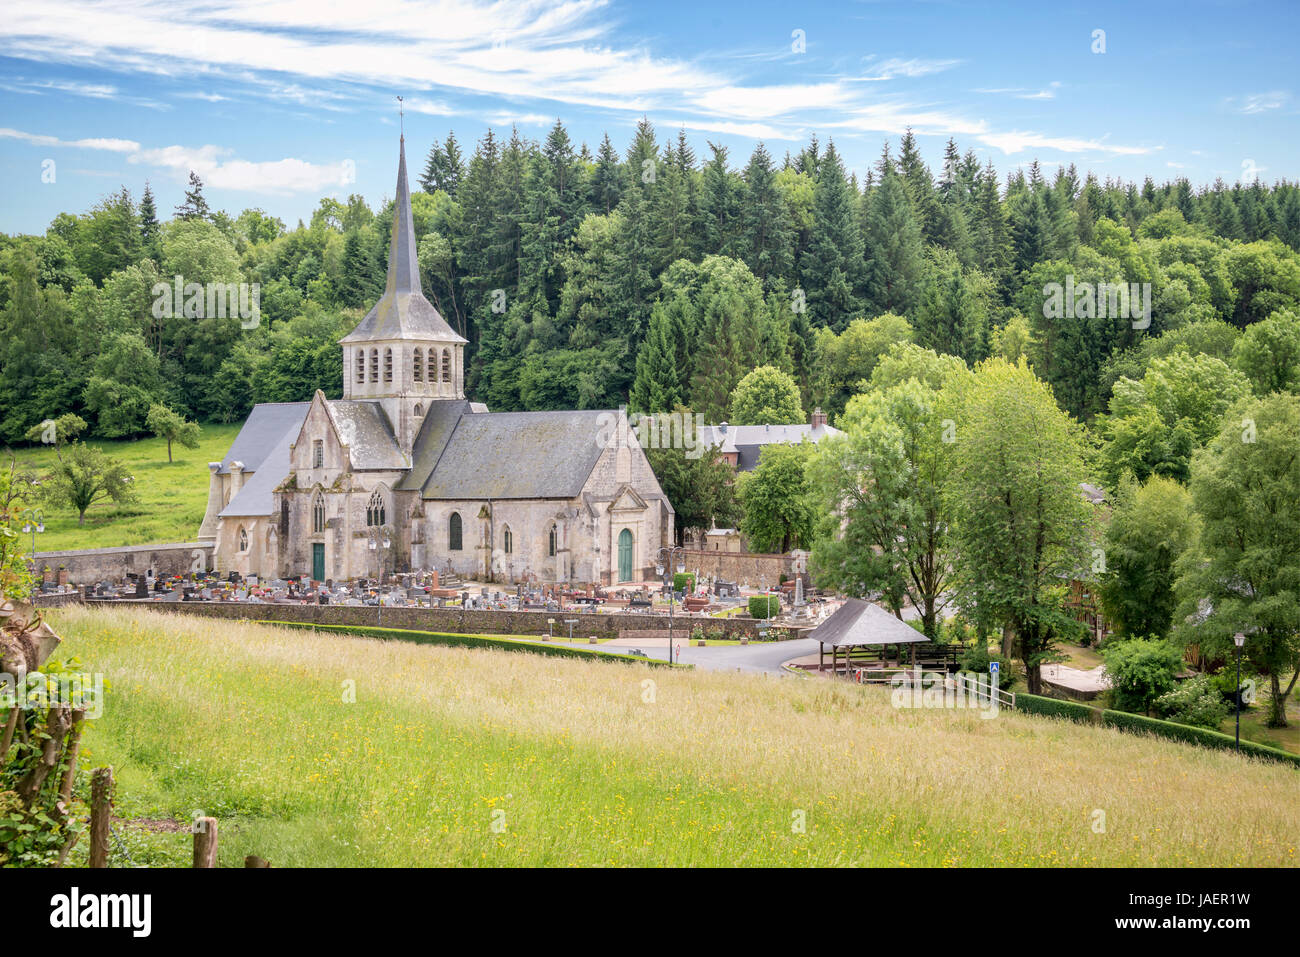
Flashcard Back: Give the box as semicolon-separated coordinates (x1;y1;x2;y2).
51;605;1299;868
9;424;240;552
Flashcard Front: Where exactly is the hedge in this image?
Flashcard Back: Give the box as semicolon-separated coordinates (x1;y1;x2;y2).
1014;692;1099;724
1012;693;1299;767
1101;709;1300;767
748;595;781;619
264;621;683;668
672;572;696;593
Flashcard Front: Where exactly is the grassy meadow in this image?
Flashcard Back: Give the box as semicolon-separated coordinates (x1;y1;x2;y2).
50;604;1299;868
9;423;240;551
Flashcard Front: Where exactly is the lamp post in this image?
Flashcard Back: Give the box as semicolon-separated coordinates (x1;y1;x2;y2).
21;507;45;557
1233;632;1246;751
655;545;686;664
368;525;392;585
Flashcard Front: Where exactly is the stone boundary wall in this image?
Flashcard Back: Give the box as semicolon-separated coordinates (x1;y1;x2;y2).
74;598;805;641
677;549;795;586
29;543;214;584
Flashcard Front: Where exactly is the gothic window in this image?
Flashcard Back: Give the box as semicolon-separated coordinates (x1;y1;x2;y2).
238;527;249;552
413;348;423;382
312;492;325;534
266;527;277;554
355;350;365;384
369;348;379;382
414;403;424;418
548;525;557;557
312;439;324;469
383;348;393;383
502;525;513;554
441;349;451;382
449;512;462;550
366;489;386;527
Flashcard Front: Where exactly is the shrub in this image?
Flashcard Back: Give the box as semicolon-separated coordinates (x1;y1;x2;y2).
705;625;726;642
672;572;696;594
958;643;1018;693
1154;674;1230;729
1014;692;1098;723
689;625;706;643
1101;637;1182;713
749;594;780;619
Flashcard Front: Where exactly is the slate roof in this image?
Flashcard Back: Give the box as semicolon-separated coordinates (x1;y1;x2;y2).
220;423;297;518
416;409;613;500
327;400;407;470
805;599;928;648
393;399;470;491
697;422;842;471
217;402;310;475
339;136;467;346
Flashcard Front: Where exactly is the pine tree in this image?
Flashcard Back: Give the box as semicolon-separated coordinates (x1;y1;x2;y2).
139;181;160;258
625;117;659;189
175;171;209;221
740;143;794;289
629;297;688;413
420;132;466;196
338;229;382;308
897;128;939;244
862;159;924;318
590;133;623;214
800;140;863;331
698;143;742;258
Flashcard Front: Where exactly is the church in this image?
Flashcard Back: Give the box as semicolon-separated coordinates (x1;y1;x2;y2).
197;137;674;586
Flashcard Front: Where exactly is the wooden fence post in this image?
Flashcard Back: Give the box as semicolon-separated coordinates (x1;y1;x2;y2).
89;767;113;868
193;817;218;868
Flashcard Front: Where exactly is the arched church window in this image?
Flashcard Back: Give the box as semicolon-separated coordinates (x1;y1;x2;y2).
548;525;557;557
355;350;365;384
413;348;423;382
366;489;386;527
369;348;379;382
441;348;451;382
502;525;513;554
312;492;325;534
449;512;462;550
383;348;393;383
238;527;249;552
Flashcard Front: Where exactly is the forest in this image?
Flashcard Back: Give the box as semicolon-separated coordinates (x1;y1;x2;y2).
1;117;1299;447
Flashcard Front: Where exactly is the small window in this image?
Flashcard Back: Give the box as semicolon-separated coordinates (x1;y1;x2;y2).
238;527;249;552
413;403;423;418
355;350;365;384
366;489;386;527
384;348;393;383
548;525;557;557
413;348;423;382
312;439;324;469
369;348;379;382
312;492;325;534
449;512;462;550
441;348;451;382
502;526;513;554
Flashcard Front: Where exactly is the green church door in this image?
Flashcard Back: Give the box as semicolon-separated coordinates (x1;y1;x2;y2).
617;529;633;582
312;543;325;582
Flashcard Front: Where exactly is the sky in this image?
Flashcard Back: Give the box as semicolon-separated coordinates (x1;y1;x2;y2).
0;0;1296;235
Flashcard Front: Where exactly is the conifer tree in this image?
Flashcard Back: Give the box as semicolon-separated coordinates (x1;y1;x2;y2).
740;143;794;289
800;140;863;331
862;159;924;317
175;171;210;221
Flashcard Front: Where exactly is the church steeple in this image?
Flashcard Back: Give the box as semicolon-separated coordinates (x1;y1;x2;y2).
340;136;467;418
385;135;421;296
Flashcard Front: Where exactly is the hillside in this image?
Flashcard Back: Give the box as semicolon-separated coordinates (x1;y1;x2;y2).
11;424;239;551
53;605;1298;867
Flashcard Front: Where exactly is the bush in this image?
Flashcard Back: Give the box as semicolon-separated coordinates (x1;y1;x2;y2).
1155;674;1231;729
749;594;780;619
1014;692;1098;723
1101;637;1182;713
1101;709;1300;767
673;572;696;594
958;643;1018;693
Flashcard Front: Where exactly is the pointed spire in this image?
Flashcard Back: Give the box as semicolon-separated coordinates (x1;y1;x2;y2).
386;134;421;295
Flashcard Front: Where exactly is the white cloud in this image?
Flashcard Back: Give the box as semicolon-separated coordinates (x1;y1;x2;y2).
1229;90;1289;114
0;127;140;152
862;57;962;81
128;144;355;193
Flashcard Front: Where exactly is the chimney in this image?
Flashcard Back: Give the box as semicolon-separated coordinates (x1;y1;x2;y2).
810;407;827;429
229;461;246;497
719;422;728;435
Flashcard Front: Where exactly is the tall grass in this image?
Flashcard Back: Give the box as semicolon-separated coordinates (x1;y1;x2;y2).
54;605;1299;867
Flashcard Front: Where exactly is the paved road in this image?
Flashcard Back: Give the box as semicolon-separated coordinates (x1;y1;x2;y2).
625;637;824;674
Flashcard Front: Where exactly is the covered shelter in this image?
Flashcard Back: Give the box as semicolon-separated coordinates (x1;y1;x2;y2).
806;599;928;676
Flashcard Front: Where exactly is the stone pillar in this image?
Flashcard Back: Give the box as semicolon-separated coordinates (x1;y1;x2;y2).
197;461;224;546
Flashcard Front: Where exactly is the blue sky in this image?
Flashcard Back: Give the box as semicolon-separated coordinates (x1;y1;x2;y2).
0;0;1296;234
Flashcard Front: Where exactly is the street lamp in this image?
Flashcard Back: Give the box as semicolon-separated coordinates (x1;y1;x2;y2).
368;526;393;584
1233;632;1246;751
655;545;687;664
21;507;45;557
